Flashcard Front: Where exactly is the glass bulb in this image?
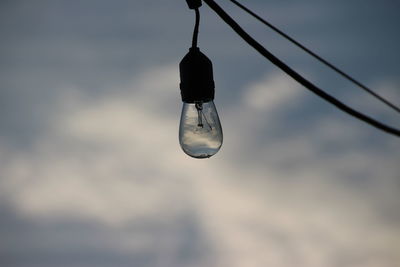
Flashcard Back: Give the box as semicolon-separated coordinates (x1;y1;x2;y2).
179;100;223;158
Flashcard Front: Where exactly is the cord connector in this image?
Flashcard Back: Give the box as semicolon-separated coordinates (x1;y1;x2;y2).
186;0;202;9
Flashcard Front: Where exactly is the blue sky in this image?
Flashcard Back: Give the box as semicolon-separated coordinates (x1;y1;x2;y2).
0;1;399;266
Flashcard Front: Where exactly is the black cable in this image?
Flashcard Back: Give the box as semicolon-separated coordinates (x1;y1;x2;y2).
192;8;200;48
228;0;400;114
203;0;400;138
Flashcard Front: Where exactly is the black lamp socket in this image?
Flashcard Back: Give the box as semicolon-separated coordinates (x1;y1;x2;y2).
179;47;215;103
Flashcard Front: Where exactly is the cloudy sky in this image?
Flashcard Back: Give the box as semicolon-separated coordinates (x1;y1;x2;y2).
0;0;399;266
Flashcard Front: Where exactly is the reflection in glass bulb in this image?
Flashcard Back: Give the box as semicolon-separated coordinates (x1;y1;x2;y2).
179;101;223;158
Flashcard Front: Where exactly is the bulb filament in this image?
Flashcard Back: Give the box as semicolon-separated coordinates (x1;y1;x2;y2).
195;102;212;130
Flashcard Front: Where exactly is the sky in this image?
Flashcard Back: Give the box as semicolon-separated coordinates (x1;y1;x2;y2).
0;0;400;266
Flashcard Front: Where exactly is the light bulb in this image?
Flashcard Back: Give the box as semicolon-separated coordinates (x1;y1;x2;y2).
179;47;223;158
179;100;223;158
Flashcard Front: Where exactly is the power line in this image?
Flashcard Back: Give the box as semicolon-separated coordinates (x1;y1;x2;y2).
227;0;400;114
202;0;400;138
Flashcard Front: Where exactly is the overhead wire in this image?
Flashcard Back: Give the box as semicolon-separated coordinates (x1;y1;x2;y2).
202;0;400;138
227;0;400;114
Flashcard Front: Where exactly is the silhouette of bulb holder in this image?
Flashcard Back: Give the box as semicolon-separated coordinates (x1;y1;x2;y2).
179;47;223;158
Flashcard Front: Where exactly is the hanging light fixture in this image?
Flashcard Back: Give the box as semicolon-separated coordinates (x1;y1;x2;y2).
176;0;400;157
178;0;223;159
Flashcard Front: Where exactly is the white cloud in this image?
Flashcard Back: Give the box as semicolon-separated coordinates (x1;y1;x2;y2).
243;71;304;112
0;67;399;267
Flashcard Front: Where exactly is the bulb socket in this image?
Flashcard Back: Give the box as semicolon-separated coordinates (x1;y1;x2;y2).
179;47;215;103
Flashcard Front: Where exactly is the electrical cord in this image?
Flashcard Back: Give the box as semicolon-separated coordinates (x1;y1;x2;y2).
192;8;200;48
227;0;400;114
203;0;400;137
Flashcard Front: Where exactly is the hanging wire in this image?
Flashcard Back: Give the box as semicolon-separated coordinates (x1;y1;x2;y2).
192;8;200;48
203;0;400;138
227;0;400;114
